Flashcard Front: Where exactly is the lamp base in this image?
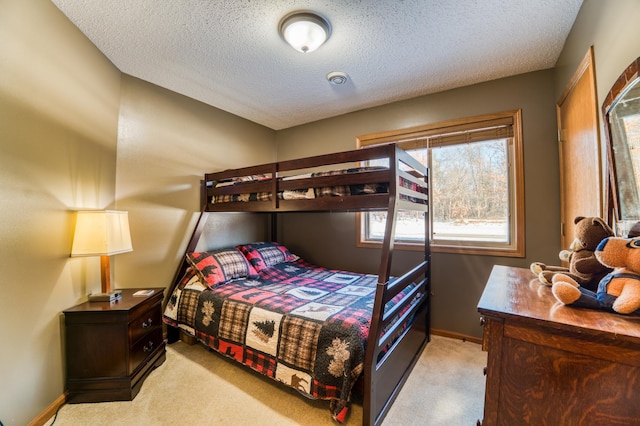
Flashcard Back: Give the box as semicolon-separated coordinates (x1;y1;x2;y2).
88;290;122;302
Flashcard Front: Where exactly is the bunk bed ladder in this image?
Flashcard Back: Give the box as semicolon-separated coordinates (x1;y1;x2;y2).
362;146;431;426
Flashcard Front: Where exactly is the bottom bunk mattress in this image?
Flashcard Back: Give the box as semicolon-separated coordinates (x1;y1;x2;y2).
163;243;417;422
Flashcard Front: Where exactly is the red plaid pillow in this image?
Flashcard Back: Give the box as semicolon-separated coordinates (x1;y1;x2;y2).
186;248;258;288
237;242;299;271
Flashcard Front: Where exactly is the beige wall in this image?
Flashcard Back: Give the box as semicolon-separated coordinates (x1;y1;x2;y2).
0;1;120;424
114;76;275;288
276;70;561;338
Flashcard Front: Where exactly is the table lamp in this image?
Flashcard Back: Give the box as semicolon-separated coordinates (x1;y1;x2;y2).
71;210;133;302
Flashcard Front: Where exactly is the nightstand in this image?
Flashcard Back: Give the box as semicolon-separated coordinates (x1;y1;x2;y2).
64;288;166;403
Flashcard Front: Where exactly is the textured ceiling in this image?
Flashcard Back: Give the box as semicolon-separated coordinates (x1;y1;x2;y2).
51;0;583;130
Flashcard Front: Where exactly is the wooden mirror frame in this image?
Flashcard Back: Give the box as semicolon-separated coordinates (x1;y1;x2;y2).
602;56;640;226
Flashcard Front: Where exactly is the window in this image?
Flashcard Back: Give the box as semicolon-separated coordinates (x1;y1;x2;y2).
357;110;524;257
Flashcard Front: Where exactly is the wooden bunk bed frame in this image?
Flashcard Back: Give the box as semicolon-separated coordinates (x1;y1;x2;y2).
165;144;431;426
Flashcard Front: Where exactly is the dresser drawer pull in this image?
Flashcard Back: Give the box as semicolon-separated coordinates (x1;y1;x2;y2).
143;341;154;352
479;316;485;326
483;366;487;376
142;318;153;328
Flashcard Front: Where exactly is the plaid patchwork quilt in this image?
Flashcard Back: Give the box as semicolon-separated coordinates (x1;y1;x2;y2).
164;259;415;420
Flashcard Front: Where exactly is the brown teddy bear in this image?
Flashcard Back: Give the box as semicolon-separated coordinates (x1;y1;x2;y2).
551;236;640;315
530;216;613;291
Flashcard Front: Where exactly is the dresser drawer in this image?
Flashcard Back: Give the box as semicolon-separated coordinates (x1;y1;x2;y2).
130;303;162;344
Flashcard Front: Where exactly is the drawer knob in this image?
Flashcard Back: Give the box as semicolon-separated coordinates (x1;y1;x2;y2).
479;316;486;326
483;366;487;376
142;318;153;328
144;341;154;352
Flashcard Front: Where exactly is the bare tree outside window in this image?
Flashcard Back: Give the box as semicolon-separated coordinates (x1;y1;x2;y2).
431;140;509;241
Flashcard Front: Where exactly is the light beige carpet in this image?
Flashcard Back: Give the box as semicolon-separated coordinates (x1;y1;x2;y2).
47;335;486;425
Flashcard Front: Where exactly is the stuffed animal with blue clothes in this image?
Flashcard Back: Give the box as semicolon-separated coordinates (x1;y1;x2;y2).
551;236;640;315
530;216;613;291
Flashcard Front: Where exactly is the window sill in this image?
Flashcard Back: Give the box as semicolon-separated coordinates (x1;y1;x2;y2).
356;240;524;257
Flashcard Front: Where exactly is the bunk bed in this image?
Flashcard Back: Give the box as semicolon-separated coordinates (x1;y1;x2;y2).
163;144;431;426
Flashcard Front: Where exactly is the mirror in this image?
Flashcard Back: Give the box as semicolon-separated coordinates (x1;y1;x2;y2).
603;57;640;224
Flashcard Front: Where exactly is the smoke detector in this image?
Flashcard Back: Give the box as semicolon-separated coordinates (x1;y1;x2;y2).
327;71;349;85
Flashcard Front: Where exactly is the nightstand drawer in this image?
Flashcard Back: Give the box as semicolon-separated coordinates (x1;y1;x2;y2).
130;304;162;344
130;328;163;373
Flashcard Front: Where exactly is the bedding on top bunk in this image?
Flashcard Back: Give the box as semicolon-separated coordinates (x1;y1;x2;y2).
212;165;427;204
163;242;419;422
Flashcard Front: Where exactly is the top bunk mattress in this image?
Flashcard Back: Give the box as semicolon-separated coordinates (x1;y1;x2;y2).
213;166;399;202
204;145;429;212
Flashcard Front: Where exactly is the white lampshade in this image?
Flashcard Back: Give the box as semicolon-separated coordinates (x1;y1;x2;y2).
279;12;331;53
71;210;133;257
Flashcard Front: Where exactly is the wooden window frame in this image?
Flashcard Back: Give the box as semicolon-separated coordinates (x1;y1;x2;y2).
356;110;525;257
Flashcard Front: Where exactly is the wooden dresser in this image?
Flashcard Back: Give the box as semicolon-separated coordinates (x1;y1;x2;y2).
64;288;166;403
477;265;640;426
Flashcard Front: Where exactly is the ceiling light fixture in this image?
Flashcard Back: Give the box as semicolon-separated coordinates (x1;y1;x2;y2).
279;11;331;53
327;71;349;85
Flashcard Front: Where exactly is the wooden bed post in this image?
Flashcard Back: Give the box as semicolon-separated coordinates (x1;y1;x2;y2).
271;212;278;242
377;146;399;283
166;184;210;343
363;146;399;426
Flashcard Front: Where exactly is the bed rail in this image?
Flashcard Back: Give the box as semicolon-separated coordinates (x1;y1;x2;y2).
364;242;430;425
